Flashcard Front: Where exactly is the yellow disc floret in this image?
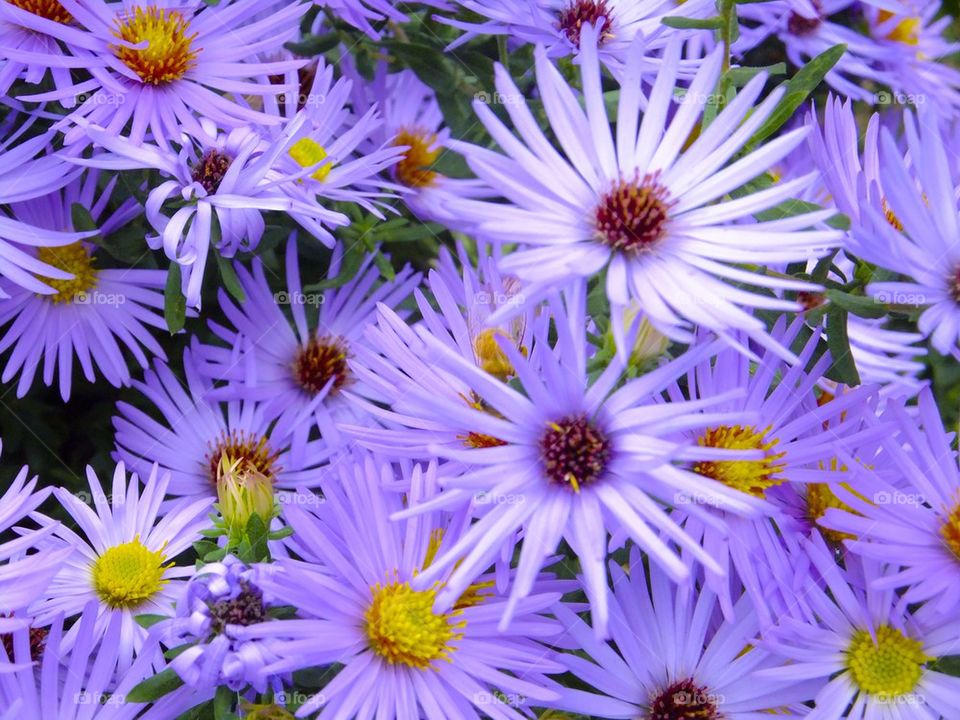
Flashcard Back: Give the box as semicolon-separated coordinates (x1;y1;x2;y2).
392;128;440;188
877;10;920;46
364;579;463;669
9;0;72;23
693;425;786;497
92;537;170;609
112;5;199;85
939;499;960;561
288;138;334;181
36;242;98;303
846;625;929;698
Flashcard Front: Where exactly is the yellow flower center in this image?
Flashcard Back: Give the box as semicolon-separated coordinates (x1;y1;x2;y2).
877;10;920;46
288;138;334;181
882;197;903;231
112;5;198;86
9;0;72;23
693;425;786;497
846;626;929;698
91;538;170;609
939;500;960;561
473;327;523;381
806;481;865;543
36;242;98;303
392;128;440;188
364;580;464;669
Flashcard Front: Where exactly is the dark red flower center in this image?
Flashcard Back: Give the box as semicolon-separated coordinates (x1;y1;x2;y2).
539;415;610;491
648;678;721;720
557;0;613;48
191;149;232;194
293;335;350;396
594;173;673;255
787;1;823;36
209;580;267;634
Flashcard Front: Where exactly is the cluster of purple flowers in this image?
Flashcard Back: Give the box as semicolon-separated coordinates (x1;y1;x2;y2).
2;0;960;719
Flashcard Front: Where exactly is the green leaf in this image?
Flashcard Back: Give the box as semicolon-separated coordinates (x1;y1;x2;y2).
164;263;187;334
126;668;184;703
747;44;847;149
725;63;787;86
825;308;860;386
214;686;237;720
133;613;167;629
71;203;98;233
661;15;723;29
824;289;886;319
216;253;246;303
285;33;341;57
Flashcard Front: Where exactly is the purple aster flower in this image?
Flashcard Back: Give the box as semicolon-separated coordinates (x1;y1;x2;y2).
0;171;168;400
312;0;408;39
819;388;960;616
547;547;821;718
855;109;960;355
759;535;960;719
340;59;494;228
438;0;716;71
661;318;886;622
0;451;72;613
863;1;960;110
448;28;840;358
113;344;334;499
18;0;308;145
25;462;211;674
235;454;566;719
0;130;94;297
195;233;419;457
736;1;894;103
349;288;773;636
0;0;86;99
345;244;536;459
0;600;151;720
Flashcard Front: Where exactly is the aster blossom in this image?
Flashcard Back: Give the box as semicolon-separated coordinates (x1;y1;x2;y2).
350;288;771;636
235;454;567;720
448;26;841;357
16;0;309;145
25;462;211;673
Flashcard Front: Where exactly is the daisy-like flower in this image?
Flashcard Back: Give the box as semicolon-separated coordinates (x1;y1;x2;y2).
113;344;334;499
0;130;94;297
735;1;894;103
195;234;419;456
863;1;960;110
439;0;716;70
760;536;960;719
0;0;86;99
18;0;308;145
0;171;168;400
666;318;883;621
349;288;771;636
0;601;151;720
548;547;820;718
26;462;211;674
448;27;840;357
819;388;960;616
235;454;566;719
341;59;493;227
346;243;536;458
0;449;72;613
855;109;960;355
